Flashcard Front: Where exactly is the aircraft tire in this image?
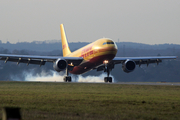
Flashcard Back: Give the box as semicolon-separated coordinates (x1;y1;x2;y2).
104;77;108;82
104;77;112;83
63;76;72;82
67;76;71;82
108;77;112;83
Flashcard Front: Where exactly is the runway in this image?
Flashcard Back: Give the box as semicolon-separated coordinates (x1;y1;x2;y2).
59;81;180;86
115;82;180;86
13;80;180;86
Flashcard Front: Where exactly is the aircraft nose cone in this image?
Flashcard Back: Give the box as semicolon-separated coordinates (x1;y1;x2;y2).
110;40;118;52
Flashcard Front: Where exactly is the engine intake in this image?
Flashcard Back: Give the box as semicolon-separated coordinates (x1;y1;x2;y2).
53;59;67;72
122;59;136;73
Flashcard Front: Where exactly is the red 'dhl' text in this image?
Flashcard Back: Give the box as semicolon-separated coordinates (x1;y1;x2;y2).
63;44;67;49
80;44;94;58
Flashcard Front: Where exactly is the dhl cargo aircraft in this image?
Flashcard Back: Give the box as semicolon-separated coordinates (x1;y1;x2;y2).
0;24;177;82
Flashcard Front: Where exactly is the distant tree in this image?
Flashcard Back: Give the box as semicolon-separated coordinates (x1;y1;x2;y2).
19;50;29;55
2;49;10;54
157;53;161;56
6;41;10;44
12;49;20;54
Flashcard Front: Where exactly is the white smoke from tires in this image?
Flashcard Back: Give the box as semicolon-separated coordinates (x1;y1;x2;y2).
23;70;115;83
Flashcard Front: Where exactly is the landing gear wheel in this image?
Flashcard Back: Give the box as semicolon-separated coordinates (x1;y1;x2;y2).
104;77;108;82
108;77;112;83
63;76;71;82
104;77;112;83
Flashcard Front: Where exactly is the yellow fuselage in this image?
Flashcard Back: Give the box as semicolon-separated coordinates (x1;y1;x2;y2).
67;38;117;74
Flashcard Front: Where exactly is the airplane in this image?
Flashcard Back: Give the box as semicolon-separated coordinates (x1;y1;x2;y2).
0;24;177;82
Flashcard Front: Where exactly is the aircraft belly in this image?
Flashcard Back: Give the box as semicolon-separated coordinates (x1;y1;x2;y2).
69;53;116;75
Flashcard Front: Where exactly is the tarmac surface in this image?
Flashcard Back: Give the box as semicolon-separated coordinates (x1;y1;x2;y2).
115;82;180;86
15;81;180;86
65;82;180;86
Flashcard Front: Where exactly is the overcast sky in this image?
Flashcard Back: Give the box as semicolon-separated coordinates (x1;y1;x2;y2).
0;0;180;44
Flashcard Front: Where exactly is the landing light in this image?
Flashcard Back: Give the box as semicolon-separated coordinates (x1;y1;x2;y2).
103;60;109;64
69;62;74;66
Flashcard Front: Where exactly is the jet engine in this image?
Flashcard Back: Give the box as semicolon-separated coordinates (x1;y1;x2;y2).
122;59;136;73
53;59;68;72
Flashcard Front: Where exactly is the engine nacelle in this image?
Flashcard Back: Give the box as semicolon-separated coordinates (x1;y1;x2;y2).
53;59;68;72
122;59;136;73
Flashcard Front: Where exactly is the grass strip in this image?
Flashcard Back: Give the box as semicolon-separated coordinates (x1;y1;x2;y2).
0;81;180;120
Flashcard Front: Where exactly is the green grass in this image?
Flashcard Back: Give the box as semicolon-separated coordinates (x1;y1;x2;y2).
0;81;180;120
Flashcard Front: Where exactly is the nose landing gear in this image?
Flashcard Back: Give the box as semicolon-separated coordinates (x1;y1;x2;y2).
104;77;112;83
104;63;112;83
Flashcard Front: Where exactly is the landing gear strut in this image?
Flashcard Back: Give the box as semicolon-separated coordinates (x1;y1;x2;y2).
104;64;112;83
63;68;71;82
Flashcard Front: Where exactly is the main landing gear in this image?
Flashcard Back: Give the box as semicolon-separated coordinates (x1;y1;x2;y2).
104;64;112;83
104;77;112;83
63;68;72;82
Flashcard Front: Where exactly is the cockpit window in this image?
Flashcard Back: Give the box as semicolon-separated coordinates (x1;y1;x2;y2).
103;42;114;45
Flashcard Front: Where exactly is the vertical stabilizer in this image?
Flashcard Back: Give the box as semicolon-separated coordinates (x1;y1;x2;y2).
60;24;71;57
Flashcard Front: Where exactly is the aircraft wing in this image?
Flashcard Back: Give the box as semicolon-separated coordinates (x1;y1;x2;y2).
0;54;83;66
95;56;177;71
112;56;177;65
